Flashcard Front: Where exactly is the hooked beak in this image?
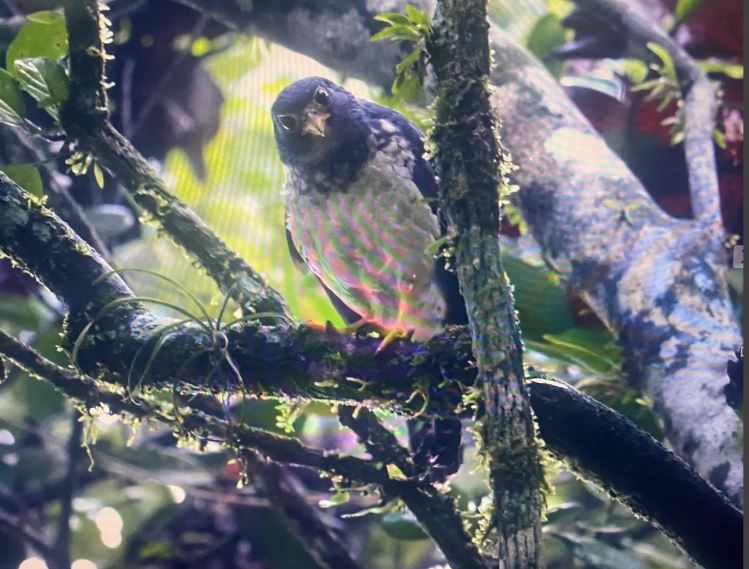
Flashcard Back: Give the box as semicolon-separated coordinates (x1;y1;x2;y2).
301;109;330;137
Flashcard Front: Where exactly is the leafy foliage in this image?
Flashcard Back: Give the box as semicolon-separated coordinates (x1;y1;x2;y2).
371;5;432;101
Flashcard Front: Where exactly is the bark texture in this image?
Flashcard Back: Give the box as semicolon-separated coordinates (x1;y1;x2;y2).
429;2;544;567
488;27;742;505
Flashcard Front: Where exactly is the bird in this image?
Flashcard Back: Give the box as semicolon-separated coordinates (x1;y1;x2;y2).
271;76;466;481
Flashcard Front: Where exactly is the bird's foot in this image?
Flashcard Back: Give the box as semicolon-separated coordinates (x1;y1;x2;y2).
301;320;414;352
301;318;374;337
375;327;415;354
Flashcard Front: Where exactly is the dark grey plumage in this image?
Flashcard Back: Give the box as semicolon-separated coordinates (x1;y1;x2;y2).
272;77;465;480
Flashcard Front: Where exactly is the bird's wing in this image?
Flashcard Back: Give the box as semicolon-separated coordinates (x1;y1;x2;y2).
286;224;361;324
359;101;439;210
360;100;467;326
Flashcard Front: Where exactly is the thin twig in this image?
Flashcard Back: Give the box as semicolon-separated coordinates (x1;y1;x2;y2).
339;407;487;569
53;413;84;566
61;0;288;316
244;452;364;569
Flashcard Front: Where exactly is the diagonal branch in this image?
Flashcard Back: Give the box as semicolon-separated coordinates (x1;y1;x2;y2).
163;0;742;506
571;0;722;229
0;261;741;569
61;0;288;317
242;454;364;569
338;407;486;569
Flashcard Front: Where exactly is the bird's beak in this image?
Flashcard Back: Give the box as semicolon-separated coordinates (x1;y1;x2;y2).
301;109;330;137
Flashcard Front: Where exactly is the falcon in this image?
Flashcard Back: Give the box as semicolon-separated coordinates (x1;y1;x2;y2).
272;77;466;480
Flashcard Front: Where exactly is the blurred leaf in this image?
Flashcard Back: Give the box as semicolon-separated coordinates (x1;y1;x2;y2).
503;255;574;339
646;42;677;83
93;162;105;188
699;59;743;79
552;532;648;569
0;292;45;329
13;57;70;115
381;512;428;541
318;490;350;509
0;68;25;127
1;163;43;197
621;59;649;84
6;10;68;74
674;0;703;26
526;14;566;76
576;376;663;439
531;328;622;373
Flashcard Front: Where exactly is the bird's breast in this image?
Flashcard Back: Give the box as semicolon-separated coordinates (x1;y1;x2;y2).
286;150;446;339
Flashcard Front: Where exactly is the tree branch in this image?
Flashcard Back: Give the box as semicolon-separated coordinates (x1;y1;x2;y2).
0;277;741;569
172;0;426;91
61;0;288;316
241;453;364;569
488;26;743;505
170;0;742;505
53;413;83;567
339;407;486;569
571;0;722;228
429;2;544;566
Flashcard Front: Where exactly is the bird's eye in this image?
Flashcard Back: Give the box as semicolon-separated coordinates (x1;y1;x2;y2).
277;114;298;132
313;86;330;106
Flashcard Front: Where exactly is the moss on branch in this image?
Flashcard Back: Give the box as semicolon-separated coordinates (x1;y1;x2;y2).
429;1;545;566
61;0;287;317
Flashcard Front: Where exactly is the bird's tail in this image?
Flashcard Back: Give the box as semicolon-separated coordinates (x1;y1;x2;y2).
408;417;462;482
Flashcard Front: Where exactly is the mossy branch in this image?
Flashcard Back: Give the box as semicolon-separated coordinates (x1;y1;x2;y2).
429;1;544;566
61;0;288;317
0;170;741;569
339;407;487;569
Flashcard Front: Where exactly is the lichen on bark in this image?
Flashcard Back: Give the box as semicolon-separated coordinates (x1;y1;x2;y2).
428;1;545;566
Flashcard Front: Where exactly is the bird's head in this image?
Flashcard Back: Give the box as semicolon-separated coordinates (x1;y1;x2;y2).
271;77;368;169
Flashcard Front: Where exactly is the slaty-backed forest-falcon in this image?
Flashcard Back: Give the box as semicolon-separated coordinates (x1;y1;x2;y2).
272;77;466;480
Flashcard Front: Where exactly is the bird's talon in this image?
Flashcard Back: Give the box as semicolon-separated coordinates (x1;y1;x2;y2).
375;328;413;354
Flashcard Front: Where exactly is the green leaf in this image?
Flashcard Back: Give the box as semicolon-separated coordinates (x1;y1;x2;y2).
526;14;566;59
371;25;421;42
404;4;430;28
674;0;703;26
6;10;68;76
395;48;420;75
502;255;573;339
374;12;412;27
621;59;649;84
318;490;350;509
381;512;428;541
699;59;744;79
1;164;43;197
532;328;622;373
13;57;70;114
646;42;677;83
93;162;105;188
0;69;25;127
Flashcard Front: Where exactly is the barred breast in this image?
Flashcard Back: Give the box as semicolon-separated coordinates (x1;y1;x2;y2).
285;140;446;340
